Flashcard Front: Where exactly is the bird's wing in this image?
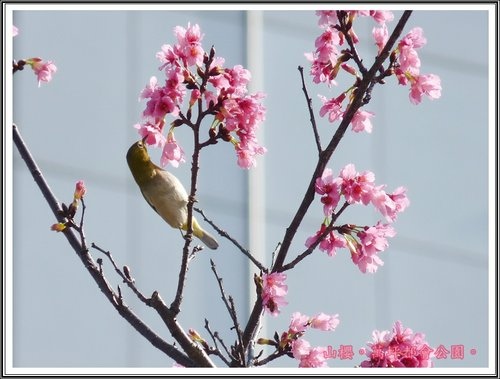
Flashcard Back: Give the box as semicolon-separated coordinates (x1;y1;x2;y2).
140;170;189;229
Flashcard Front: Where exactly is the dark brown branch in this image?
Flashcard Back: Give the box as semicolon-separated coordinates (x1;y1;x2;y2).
91;242;150;304
298;66;322;153
338;11;367;75
149;291;215;367
170;50;217;316
13;123;195;367
204;319;232;366
254;349;289;366
242;10;413;349
280;201;349;272
210;259;245;366
195;207;266;272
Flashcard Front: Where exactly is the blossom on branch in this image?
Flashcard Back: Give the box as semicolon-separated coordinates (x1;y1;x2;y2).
25;58;57;87
260;272;288;316
135;23;266;169
360;321;434;367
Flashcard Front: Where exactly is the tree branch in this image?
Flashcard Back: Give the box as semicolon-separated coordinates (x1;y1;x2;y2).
195;207;267;272
298;65;322;153
242;10;413;349
210;259;245;366
13;123;195;367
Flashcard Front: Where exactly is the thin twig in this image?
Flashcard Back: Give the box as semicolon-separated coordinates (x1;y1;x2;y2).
170;50;217;316
254;349;289;366
242;11;414;349
195;207;267;272
91;242;150;304
13;123;195;367
280;201;349;272
204;319;232;366
337;11;367;75
210;259;245;366
298;66;322;153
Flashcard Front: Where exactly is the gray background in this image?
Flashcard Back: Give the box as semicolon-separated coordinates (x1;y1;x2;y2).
11;8;490;369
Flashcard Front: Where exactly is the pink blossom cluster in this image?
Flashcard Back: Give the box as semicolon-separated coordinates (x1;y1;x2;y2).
135;23;266;169
308;10;394;86
260;272;288;316
306;164;409;273
281;312;340;367
319;93;375;134
308;11;441;133
360;321;434;367
391;27;442;104
24;57;58;87
14;27;57;86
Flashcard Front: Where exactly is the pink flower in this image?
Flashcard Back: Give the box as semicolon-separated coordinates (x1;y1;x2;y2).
347;237;384;274
409;74;442;104
372;24;388;54
134;121;166;148
315;28;340;62
291;338;311;360
139;68;185;127
358;222;396;256
235;140;266;169
316;10;338;27
345;222;395;273
361;321;434;367
315;168;341;215
399;27;427;50
319;94;346;123
371;185;409;222
27;58;57;87
289;312;310;334
399;46;421;75
13;25;18;37
389;186;410;214
156;44;178;69
351;109;375;133
339;164;376;205
310;313;340;331
305;224;346;257
174;23;204;67
261;272;288;316
160;132;185;167
368;10;394;25
298;346;328;368
73;180;86;200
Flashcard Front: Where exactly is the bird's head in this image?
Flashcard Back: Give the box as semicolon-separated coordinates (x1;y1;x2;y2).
126;138;155;184
127;139;150;165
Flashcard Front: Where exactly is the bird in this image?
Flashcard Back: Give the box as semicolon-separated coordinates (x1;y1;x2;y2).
126;140;219;250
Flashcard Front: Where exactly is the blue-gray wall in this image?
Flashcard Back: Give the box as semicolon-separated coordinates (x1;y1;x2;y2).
11;8;490;369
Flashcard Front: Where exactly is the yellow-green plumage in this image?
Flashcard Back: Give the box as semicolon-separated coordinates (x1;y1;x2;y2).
126;140;218;250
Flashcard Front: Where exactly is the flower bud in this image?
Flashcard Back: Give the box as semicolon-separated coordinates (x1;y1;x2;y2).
73;180;86;200
50;222;66;232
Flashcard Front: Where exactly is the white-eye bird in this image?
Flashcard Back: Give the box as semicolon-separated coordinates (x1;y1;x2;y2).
126;140;219;250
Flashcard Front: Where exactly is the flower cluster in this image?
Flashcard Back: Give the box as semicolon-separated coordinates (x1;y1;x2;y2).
259;272;288;316
50;180;87;232
13;26;58;87
390;27;442;104
273;312;340;367
360;321;434;367
306;164;408;273
135;23;266;169
307;11;441;134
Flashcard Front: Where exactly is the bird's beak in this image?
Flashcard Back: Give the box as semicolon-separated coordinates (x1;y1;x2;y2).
141;135;148;144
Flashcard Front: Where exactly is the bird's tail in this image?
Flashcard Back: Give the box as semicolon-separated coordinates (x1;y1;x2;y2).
192;219;219;250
